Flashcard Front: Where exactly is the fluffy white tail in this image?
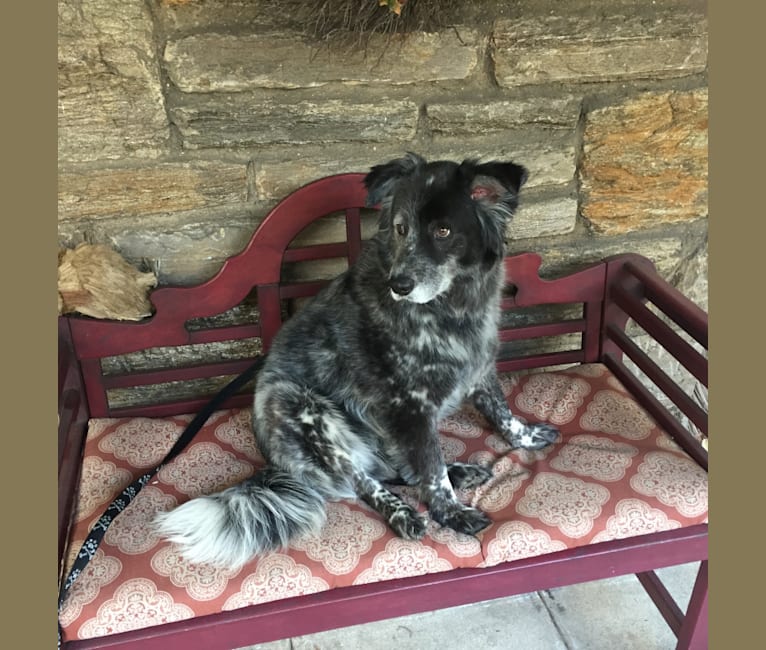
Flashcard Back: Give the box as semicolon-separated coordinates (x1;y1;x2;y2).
154;469;326;569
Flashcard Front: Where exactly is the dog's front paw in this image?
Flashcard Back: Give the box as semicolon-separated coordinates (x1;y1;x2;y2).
447;462;493;490
507;422;560;450
388;505;427;540
433;505;492;537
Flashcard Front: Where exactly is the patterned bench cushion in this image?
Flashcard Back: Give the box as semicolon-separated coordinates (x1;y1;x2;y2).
59;364;708;641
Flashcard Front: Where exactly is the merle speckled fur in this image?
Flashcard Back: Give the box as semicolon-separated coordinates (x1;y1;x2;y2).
154;153;560;569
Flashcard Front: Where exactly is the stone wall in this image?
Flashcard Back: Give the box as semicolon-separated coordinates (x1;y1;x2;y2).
58;0;708;407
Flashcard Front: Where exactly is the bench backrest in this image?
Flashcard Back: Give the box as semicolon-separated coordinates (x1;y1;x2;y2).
59;173;700;426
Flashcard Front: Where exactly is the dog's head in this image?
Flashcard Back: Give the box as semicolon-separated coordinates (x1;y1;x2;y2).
364;153;527;304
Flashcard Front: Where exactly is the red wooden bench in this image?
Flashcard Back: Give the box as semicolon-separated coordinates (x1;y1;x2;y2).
58;173;708;649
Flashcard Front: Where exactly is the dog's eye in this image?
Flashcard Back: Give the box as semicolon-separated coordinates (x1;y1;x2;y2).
434;226;451;239
395;223;408;237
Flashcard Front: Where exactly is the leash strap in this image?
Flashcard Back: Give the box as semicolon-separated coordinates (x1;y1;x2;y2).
57;357;265;645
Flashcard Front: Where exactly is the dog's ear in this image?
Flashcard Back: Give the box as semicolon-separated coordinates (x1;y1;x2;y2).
460;160;528;264
462;160;528;212
364;152;425;207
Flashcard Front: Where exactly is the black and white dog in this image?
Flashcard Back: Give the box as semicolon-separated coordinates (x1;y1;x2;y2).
155;153;559;569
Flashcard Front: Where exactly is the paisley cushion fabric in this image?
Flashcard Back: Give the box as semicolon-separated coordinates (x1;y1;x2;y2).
59;363;708;641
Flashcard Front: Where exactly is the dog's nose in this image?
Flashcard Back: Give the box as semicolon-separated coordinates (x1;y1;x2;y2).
389;275;415;296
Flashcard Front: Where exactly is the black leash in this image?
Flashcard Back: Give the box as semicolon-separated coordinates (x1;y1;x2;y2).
57;357;265;646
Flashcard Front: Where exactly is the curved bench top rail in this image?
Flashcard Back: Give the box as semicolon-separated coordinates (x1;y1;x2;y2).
66;168;661;368
495;252;658;373
502;252;610;308
68;174;369;359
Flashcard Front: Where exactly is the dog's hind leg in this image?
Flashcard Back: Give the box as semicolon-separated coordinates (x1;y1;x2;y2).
392;408;492;537
302;437;427;540
471;373;560;450
258;387;427;540
353;473;427;540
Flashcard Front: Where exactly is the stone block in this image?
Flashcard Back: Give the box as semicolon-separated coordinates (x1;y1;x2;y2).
508;220;708;285
58;0;169;161
669;236;708;312
169;94;419;148
511;186;578;240
252;133;576;200
108;374;256;410
102;336;263;377
426;96;581;135
282;257;350;284
492;8;707;88
58;210;259;286
289;210;380;248
579;89;708;235
427;134;577;190
58;162;248;220
164;28;480;91
252;154;379;204
156;0;277;35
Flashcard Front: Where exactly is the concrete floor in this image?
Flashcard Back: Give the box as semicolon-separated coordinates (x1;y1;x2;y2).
236;562;700;650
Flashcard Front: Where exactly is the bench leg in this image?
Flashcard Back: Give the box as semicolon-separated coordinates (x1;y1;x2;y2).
676;560;708;650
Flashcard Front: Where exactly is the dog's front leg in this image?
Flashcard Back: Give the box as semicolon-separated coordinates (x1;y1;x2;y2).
423;463;493;536
471;373;560;450
401;423;492;537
